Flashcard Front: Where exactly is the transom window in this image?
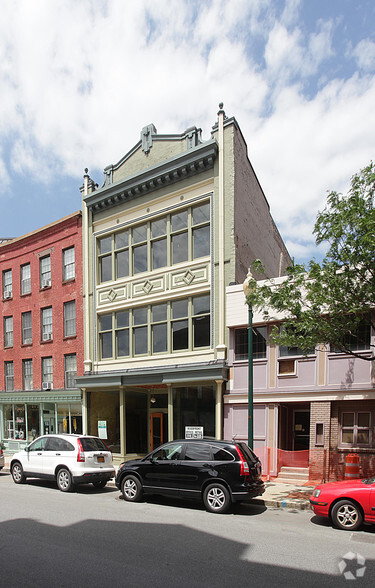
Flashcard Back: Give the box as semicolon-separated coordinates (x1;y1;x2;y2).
98;294;210;359
97;201;210;283
341;411;372;447
234;327;267;360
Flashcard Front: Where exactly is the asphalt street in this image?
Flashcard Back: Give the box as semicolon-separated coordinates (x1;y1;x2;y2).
0;471;374;587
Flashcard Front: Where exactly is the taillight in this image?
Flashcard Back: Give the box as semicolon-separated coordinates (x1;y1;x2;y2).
77;439;85;462
235;446;249;476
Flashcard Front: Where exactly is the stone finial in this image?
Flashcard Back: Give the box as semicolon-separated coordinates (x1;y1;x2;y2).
141;124;157;154
218;102;225;115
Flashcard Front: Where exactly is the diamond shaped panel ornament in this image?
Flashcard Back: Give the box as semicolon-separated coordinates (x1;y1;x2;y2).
143;280;153;294
108;289;117;302
183;270;194;285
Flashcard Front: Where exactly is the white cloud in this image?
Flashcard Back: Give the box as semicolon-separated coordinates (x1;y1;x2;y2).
0;0;374;263
352;38;375;72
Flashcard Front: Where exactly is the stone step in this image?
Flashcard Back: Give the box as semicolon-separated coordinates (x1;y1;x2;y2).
274;466;310;485
276;473;309;482
278;467;309;476
272;477;313;486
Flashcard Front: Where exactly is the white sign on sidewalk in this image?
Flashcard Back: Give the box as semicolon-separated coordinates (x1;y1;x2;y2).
185;426;204;439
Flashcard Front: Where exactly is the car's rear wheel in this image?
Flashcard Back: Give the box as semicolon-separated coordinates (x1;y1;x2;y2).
56;468;74;492
331;499;363;531
11;462;26;484
203;483;231;514
121;475;143;502
92;480;107;489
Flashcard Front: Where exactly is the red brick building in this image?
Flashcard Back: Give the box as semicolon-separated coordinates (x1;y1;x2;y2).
0;212;83;451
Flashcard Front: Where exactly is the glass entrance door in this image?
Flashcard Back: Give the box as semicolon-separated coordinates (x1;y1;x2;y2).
151;413;164;451
293;410;310;450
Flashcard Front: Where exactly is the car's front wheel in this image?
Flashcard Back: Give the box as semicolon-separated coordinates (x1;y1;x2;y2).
11;462;26;484
56;468;74;492
203;483;231;514
331;499;363;531
92;480;107;489
121;475;143;502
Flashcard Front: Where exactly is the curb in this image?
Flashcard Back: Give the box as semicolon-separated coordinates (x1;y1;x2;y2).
251;496;312;510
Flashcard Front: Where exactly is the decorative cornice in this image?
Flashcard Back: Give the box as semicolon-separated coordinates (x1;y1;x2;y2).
83;140;218;213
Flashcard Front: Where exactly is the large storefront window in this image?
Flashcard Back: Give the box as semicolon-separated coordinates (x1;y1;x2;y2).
2;404;39;441
173;386;215;438
1;402;81;443
88;391;120;453
53;403;82;435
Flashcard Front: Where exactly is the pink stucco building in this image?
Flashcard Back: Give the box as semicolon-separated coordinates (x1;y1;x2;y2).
225;283;375;482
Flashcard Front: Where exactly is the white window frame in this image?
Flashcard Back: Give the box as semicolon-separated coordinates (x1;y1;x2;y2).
65;354;77;388
21;263;31;295
64;300;76;337
4;316;13;348
23;359;33;391
340;411;372;448
41;307;53;340
63;247;75;281
3;269;12;298
40;255;51;287
22;311;32;344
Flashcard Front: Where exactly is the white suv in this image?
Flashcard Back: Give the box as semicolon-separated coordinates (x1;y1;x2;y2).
10;434;115;492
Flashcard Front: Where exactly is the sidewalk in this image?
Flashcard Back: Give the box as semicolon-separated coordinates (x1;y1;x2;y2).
2;454;314;510
252;480;314;510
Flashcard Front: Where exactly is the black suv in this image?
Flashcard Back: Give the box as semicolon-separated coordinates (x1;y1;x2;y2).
115;438;265;513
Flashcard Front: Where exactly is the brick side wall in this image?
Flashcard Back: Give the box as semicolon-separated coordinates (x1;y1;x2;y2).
309;401;331;481
328;400;375;481
0;213;83;390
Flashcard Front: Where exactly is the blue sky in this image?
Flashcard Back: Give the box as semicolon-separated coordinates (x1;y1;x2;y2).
0;0;374;263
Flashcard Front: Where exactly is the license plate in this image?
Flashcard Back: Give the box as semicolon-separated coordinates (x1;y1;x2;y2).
97;456;105;463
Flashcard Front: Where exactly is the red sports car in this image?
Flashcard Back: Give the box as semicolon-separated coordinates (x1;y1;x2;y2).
310;476;375;531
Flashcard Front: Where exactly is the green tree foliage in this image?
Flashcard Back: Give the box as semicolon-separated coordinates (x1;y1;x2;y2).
247;162;375;360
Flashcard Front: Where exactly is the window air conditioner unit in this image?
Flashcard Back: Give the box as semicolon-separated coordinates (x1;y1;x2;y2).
24;338;32;345
41;279;51;289
42;382;53;391
43;333;52;341
4;291;12;299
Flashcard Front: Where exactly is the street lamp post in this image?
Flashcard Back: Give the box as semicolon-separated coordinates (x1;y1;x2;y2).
243;269;254;449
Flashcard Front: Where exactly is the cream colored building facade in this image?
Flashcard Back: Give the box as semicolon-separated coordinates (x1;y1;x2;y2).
77;107;290;462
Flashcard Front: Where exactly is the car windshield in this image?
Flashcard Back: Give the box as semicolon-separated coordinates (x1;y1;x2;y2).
362;476;375;484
